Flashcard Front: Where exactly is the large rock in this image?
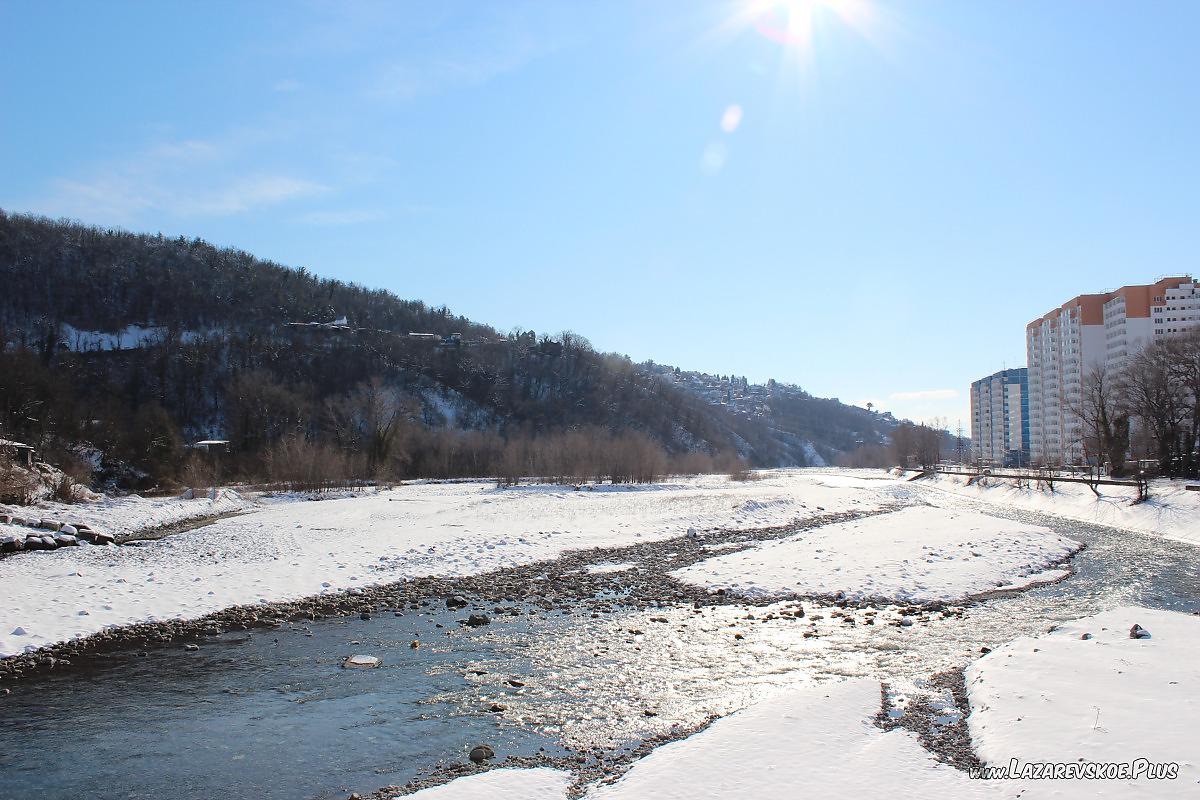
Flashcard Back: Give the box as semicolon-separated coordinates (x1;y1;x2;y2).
342;654;382;669
469;744;495;763
465;613;492;627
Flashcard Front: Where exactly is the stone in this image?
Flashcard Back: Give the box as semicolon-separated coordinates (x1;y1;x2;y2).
900;617;914;627
446;595;469;609
1129;624;1151;639
469;744;495;763
184;643;199;651
410;640;420;649
465;613;491;627
487;702;507;713
342;654;382;669
1081;632;1093;640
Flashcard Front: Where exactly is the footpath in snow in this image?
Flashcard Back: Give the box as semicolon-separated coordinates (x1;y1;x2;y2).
915;472;1200;546
401;679;997;800
0;473;880;657
672;506;1081;604
967;606;1200;799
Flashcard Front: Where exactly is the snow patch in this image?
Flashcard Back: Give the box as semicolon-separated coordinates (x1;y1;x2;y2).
673;506;1081;603
966;606;1200;798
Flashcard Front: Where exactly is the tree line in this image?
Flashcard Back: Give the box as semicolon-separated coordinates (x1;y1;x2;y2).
2;211;825;493
1076;328;1200;478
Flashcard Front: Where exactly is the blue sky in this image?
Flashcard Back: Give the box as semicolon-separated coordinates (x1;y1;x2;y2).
3;1;1198;427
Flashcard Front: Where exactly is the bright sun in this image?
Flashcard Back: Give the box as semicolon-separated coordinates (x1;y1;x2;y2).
730;0;877;54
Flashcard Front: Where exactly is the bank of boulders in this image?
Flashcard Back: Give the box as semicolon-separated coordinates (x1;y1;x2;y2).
0;514;115;552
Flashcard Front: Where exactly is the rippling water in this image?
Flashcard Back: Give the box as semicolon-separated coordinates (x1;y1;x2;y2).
2;483;1197;799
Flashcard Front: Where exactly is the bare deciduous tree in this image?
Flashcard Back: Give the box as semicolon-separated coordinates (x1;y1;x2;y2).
1074;366;1130;477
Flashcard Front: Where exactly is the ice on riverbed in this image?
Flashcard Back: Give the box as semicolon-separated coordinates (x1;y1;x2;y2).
672;506;1081;604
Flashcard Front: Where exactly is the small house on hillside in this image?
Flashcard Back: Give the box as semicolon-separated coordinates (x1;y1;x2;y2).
0;439;36;469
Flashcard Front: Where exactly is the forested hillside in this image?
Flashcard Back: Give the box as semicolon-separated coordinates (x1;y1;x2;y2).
0;211;892;490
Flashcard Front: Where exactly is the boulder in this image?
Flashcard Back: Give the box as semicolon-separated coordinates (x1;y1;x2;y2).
1129;624;1151;639
446;595;469;610
52;533;79;547
23;536;47;551
469;744;495;763
0;535;23;553
343;654;382;669
38;519;62;532
58;524;78;536
465;613;491;627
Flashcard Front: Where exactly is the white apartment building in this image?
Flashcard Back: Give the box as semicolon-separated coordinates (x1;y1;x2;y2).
970;368;1029;467
1027;276;1199;466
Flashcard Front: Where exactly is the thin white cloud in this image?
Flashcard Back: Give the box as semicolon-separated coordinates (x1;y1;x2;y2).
888;388;959;401
296;209;387;226
367;45;542;101
177;176;329;216
29;137;328;223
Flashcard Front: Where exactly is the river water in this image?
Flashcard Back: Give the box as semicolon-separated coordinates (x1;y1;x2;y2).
1;483;1197;799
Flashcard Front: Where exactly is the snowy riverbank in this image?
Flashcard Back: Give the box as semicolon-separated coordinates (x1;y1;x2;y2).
914;472;1200;546
0;488;250;544
0;473;881;657
402;679;993;800
672;506;1081;603
403;605;1200;800
967;606;1200;798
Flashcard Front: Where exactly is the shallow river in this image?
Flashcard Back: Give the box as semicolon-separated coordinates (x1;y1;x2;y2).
2;483;1197;799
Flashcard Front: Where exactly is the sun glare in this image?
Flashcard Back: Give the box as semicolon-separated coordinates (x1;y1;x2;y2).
724;0;878;55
